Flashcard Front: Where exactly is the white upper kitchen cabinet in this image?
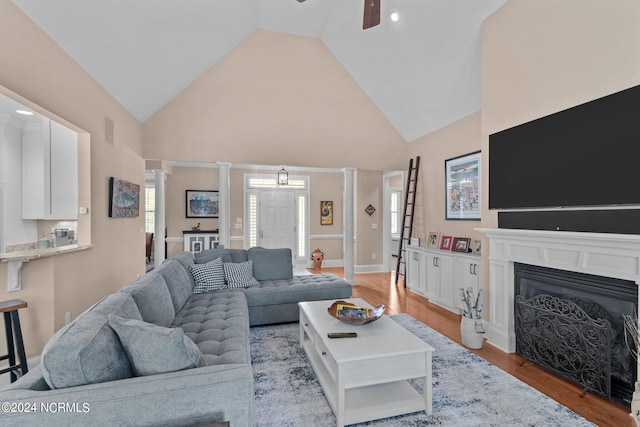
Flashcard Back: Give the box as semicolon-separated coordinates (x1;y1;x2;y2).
22;117;78;220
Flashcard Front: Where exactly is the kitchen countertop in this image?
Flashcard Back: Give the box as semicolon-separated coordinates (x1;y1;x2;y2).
0;244;92;263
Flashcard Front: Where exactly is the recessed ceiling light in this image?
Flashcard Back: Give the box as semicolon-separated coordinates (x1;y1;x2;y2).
16;110;34;116
390;10;400;23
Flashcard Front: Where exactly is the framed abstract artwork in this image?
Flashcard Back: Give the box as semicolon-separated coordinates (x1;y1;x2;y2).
445;151;481;220
186;190;219;218
321;201;333;225
108;177;140;218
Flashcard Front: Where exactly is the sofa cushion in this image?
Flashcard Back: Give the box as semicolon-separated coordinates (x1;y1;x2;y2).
119;273;175;327
196;248;248;264
40;293;142;389
190;257;226;294
167;251;196;288
224;260;259;289
108;315;206;376
248;247;293;281
172;291;251;366
156;259;193;313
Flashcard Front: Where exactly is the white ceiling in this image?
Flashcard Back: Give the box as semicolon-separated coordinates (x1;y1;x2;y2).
11;0;506;142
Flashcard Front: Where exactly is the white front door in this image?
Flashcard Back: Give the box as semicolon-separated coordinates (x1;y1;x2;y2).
259;191;295;249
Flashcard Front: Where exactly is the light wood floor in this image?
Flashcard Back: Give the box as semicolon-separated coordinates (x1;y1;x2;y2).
311;267;632;427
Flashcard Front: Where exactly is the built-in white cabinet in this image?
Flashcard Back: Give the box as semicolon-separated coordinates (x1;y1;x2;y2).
406;245;480;315
22;117;78;220
183;231;219;255
405;247;427;295
455;254;481;292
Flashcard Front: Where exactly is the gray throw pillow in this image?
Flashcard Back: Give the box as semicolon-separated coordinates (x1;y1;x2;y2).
224;260;259;288
108;314;206;377
190;257;226;294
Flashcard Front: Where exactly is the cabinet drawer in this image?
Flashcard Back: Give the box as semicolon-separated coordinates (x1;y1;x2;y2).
314;338;337;381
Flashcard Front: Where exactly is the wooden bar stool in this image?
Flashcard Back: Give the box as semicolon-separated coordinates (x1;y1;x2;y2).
0;299;28;382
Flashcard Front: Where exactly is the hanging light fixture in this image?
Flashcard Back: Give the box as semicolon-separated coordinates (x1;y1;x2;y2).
278;167;288;185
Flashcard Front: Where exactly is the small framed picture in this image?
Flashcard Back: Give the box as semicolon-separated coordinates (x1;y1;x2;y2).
452;237;472;253
439;235;453;251
472;239;482;255
427;232;440;248
321;201;333;225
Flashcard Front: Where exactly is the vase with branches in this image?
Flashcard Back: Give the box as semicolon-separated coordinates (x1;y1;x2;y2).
623;314;640;426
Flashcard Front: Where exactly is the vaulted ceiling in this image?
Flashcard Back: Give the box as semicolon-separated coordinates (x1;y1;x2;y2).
12;0;506;142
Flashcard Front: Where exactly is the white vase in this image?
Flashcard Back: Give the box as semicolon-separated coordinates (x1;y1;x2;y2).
460;316;484;349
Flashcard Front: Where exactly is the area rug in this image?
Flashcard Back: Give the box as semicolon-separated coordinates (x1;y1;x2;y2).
250;313;596;426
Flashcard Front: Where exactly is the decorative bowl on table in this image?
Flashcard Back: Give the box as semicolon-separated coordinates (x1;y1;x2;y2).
327;300;385;325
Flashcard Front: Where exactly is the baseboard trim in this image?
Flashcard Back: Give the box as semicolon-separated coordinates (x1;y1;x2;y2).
354;264;384;273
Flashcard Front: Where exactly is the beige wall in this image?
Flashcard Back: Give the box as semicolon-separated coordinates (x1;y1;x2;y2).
479;0;640;316
164;166;348;262
406;112;483;246
355;170;383;267
142;30;407;172
0;0;145;356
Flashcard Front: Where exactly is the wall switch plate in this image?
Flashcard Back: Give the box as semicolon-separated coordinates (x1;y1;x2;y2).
79;207;89;214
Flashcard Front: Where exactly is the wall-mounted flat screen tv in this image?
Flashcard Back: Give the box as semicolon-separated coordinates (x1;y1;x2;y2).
489;84;640;210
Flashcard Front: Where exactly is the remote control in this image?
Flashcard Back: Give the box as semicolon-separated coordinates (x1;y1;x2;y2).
327;332;357;338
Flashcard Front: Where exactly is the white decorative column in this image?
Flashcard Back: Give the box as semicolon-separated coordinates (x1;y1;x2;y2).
153;169;166;269
343;168;356;284
217;162;231;249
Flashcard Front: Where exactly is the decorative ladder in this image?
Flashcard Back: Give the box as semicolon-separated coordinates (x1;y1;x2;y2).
395;156;420;285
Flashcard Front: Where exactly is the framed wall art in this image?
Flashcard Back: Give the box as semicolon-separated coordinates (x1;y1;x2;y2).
108;177;140;218
186;190;219;218
321;201;333;225
445;151;481;220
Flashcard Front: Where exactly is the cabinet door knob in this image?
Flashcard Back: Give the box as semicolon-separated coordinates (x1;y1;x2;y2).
322;351;327;357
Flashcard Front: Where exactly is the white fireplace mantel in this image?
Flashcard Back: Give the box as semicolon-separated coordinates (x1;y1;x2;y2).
477;227;640;353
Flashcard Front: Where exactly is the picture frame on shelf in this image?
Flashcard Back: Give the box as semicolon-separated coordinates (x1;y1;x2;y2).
445;151;481;221
472;239;482;255
452;237;472;253
439;235;453;251
186;190;219;218
427;232;440;248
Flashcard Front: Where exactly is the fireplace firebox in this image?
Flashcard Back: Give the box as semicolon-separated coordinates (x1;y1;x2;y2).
514;263;637;405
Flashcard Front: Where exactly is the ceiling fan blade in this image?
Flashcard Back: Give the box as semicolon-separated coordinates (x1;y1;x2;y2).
363;0;381;30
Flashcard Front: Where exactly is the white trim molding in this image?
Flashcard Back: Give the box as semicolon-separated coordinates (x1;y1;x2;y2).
477;227;640;353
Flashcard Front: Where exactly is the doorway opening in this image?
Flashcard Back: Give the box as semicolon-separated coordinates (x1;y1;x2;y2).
244;174;309;266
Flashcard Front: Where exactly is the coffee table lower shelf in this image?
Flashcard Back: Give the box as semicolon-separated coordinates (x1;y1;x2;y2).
302;340;427;426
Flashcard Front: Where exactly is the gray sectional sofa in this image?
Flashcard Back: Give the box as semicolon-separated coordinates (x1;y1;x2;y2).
0;247;352;426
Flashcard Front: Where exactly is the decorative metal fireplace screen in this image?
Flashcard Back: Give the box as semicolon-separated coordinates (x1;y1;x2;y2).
515;294;612;398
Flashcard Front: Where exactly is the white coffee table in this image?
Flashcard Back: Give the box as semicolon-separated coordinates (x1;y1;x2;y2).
298;298;434;427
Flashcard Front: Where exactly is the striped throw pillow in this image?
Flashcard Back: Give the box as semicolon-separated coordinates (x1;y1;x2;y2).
224;260;259;289
189;257;226;294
